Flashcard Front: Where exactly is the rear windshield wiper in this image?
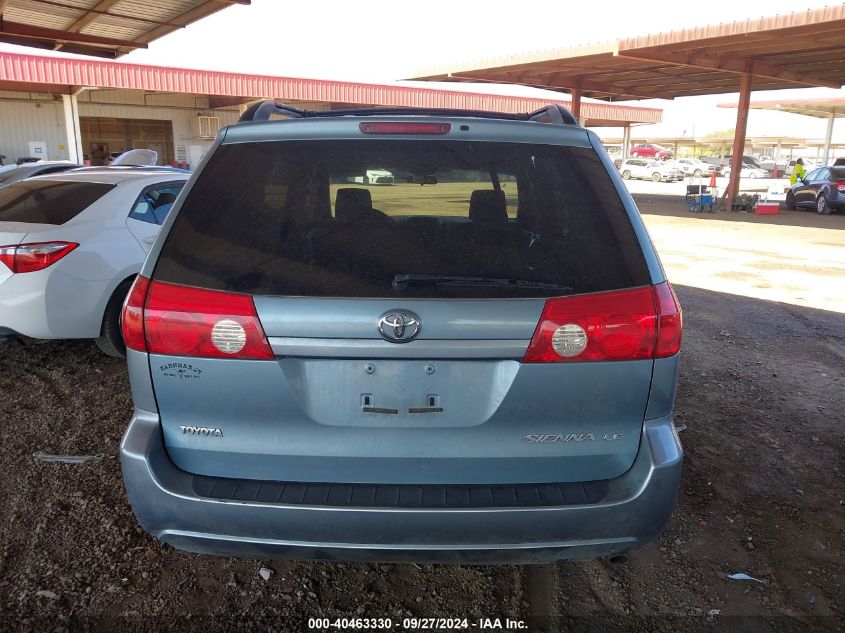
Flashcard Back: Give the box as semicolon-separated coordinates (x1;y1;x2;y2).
392;273;573;292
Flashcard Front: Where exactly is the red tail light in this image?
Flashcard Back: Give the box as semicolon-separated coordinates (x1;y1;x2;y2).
523;283;681;363
836;181;845;191
653;282;683;357
122;275;150;353
0;242;78;273
359;122;451;135
121;278;274;360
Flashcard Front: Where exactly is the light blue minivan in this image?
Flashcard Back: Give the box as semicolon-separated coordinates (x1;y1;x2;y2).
119;102;683;563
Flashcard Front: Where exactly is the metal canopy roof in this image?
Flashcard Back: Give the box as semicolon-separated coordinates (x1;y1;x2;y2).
0;51;663;126
411;5;845;100
721;96;845;118
0;0;248;58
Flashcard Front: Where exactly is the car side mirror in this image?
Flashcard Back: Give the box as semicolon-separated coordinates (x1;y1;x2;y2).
801;178;809;185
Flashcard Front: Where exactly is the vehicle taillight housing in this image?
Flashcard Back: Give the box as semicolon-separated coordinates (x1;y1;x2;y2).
523;283;682;363
653;282;683;357
121;275;150;353
121;277;274;360
0;242;78;273
836;181;845;192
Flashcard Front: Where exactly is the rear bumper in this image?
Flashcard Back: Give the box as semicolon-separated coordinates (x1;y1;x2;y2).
120;412;682;564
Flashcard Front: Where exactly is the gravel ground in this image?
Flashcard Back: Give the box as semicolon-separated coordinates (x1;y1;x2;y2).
0;210;843;632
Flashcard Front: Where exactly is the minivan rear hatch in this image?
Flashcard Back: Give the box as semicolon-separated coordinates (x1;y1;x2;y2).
146;130;662;486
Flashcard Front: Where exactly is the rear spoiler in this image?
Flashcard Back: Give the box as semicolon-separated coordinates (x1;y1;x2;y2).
237;100;578;126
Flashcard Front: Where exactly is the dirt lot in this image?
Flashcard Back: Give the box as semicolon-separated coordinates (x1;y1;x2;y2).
0;201;843;632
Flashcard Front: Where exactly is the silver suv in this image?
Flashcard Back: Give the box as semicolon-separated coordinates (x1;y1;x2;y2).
120;102;683;563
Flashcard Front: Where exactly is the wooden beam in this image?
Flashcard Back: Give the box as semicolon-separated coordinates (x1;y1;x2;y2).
726;66;752;210
689;36;844;59
504;72;667;100
65;0;121;33
29;0;181;30
134;1;248;46
0;79;71;94
570;84;582;123
768;48;845;65
618;50;840;89
0;18;146;49
628;18;845;55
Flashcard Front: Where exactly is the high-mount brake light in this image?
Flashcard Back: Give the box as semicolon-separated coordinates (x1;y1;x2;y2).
0;242;78;273
122;279;273;359
523;283;682;363
359;122;451;135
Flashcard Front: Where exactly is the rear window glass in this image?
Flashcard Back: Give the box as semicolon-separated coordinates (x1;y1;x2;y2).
831;168;845;180
0;180;114;225
154;140;650;299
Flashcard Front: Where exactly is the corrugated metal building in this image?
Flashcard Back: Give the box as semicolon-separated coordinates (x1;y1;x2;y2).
0;51;662;168
0;88;241;166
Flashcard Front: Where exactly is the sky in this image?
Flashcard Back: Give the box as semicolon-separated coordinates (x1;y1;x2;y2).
118;0;839;83
1;0;843;141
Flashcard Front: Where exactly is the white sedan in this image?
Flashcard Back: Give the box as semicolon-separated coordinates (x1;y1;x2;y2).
672;158;716;178
619;158;684;182
0;169;188;356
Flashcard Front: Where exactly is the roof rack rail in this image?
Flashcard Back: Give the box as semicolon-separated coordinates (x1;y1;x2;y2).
528;104;578;125
237;100;578;126
238;101;307;122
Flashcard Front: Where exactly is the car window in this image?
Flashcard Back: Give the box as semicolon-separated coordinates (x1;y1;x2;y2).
805;169;820;180
38;165;74;176
128;184;184;225
154;140;651;299
0;180;114;224
816;169;830;181
831;167;845;180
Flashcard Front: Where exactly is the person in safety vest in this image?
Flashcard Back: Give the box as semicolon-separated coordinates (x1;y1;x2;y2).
790;158;806;185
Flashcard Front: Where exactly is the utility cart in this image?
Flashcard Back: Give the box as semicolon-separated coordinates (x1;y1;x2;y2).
685;184;716;213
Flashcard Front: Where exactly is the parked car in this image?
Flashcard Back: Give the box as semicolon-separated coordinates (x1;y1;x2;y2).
71;165;190;175
0;161;80;188
619;158;684;182
673;158;716;178
785;166;845;214
721;164;770;179
630;143;672;159
363;168;394;185
724;154;763;169
0;169;188;355
119;101;683;564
